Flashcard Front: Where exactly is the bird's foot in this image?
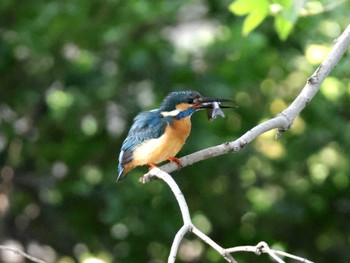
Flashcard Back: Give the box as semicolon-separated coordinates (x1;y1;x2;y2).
147;163;159;170
167;157;182;170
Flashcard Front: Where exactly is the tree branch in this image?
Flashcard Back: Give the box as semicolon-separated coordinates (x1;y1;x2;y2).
0;245;47;263
147;169;313;263
140;23;350;184
226;241;314;263
139;24;350;262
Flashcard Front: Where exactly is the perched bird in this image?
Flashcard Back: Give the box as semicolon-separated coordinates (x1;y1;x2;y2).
117;90;235;181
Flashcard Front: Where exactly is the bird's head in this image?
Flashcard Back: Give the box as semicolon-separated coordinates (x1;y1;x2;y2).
159;91;236;120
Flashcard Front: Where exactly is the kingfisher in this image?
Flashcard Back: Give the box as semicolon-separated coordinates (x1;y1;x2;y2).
117;90;235;181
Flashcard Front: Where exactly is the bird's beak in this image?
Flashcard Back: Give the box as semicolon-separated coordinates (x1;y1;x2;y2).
196;97;237;121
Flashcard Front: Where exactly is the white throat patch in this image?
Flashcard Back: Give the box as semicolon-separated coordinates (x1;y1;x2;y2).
160;109;181;117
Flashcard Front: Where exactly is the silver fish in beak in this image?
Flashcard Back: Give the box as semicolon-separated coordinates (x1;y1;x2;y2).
207;101;225;120
198;97;237;121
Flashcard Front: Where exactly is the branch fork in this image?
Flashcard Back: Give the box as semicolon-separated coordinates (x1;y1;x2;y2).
146;168;313;263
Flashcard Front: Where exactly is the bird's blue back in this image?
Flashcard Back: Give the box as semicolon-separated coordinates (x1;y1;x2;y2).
118;110;171;179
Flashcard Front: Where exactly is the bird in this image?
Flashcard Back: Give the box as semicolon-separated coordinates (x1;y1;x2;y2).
117;90;235;181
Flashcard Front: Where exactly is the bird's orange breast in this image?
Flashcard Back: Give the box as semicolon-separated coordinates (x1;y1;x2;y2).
131;117;191;167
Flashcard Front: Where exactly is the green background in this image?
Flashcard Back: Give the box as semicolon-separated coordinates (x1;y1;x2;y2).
1;0;350;262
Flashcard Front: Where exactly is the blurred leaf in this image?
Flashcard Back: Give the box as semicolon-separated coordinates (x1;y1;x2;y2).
229;0;269;36
230;0;307;40
274;16;294;40
229;0;264;15
243;10;269;36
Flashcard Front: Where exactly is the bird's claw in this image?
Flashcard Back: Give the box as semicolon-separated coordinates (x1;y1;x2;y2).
167;158;182;170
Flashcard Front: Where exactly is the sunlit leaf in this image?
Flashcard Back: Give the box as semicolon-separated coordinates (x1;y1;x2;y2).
274;16;294;40
229;0;254;15
229;0;269;36
243;11;268;36
229;0;269;15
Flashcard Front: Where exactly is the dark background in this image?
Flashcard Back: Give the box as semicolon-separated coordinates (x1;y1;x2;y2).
1;1;350;262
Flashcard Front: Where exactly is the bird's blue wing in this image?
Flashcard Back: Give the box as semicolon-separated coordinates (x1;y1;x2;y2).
117;110;170;180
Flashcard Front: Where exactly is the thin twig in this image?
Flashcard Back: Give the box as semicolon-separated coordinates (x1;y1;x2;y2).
192;226;237;263
169;224;192;263
148;168;239;263
257;242;285;263
300;0;346;16
272;249;314;263
148;168;193;263
148;169;312;263
148;168;191;224
0;245;47;263
226;242;314;263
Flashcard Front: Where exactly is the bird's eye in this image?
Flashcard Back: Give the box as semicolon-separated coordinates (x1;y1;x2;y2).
192;98;201;104
187;95;201;104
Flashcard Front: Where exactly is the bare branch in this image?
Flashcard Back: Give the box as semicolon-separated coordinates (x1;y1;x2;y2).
169;225;192;263
0;245;47;263
139;23;350;263
226;242;314;263
147;169;312;263
140;23;350;183
191;226;237;263
300;0;346;16
148;168;238;263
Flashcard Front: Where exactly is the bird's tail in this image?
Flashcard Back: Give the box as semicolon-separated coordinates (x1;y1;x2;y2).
116;163;125;182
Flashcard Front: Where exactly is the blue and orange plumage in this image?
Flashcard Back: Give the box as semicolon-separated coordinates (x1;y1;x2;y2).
117;91;235;181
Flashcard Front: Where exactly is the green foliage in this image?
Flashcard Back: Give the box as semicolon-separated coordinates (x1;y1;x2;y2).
229;0;270;37
229;0;334;40
0;0;350;263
